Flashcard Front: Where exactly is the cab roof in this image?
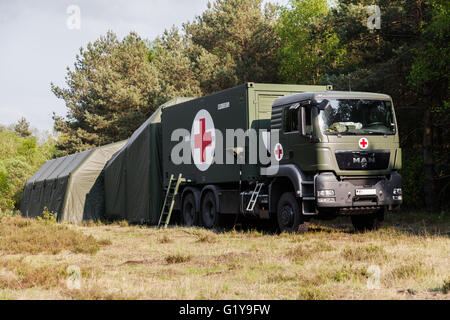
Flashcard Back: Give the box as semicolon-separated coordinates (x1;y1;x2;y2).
273;91;392;107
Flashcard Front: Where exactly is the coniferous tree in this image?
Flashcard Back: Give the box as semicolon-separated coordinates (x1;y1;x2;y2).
14;117;32;137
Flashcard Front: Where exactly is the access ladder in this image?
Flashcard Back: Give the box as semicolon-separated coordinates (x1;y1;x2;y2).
158;173;185;228
246;182;264;212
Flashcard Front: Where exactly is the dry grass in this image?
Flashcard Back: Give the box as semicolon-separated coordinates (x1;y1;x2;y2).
0;215;110;255
0;210;448;300
158;234;173;244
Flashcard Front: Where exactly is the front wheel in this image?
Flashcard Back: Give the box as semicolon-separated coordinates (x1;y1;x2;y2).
277;192;303;233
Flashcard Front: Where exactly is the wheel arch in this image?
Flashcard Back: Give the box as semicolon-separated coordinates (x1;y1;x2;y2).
269;177;295;213
268;164;307;213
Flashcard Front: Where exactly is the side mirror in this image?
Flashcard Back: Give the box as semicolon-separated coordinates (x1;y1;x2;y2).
301;106;307;136
301;105;321;143
317;99;330;111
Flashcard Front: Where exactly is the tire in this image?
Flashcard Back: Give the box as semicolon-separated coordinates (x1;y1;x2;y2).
351;214;380;232
201;192;219;229
182;193;198;226
277;192;303;233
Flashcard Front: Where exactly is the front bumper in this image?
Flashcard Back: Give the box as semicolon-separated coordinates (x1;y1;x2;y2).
315;172;402;208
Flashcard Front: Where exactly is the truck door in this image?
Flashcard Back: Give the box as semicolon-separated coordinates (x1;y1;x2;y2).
282;102;316;170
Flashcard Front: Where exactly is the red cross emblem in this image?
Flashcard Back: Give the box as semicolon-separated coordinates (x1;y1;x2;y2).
274;143;283;161
359;137;369;149
194;118;212;163
190;109;215;171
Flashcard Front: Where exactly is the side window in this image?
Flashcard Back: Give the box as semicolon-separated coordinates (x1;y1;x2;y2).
283;103;300;133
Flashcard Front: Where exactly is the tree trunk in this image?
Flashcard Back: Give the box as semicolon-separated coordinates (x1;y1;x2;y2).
423;108;435;212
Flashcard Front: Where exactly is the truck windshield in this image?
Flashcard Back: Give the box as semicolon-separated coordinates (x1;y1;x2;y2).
318;99;396;135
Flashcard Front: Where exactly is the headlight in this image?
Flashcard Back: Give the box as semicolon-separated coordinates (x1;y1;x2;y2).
393;195;402;201
393;188;402;195
317;197;336;203
317;189;335;197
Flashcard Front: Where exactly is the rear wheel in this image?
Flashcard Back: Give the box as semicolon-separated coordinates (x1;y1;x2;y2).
277;192;303;233
182;193;198;226
351;214;380;232
201;192;219;229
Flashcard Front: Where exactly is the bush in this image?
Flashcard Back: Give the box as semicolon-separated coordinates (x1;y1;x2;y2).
0;130;56;210
400;150;424;208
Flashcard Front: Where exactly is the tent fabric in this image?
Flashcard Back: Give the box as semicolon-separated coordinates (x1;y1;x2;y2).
104;97;192;224
21;140;126;223
104;149;127;219
63;142;126;223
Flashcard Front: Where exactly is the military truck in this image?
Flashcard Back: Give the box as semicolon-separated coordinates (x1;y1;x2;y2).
161;83;402;232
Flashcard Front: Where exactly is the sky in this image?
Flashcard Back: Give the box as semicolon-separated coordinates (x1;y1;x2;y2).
0;0;287;134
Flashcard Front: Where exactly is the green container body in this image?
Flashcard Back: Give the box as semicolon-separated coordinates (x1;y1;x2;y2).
161;83;331;186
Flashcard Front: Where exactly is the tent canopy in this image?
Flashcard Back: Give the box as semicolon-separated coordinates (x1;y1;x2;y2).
21;140;126;223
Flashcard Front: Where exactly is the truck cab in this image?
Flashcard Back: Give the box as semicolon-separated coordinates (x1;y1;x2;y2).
268;91;402;231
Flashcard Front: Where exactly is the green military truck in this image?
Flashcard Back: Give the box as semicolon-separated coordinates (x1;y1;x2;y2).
161;83;402;232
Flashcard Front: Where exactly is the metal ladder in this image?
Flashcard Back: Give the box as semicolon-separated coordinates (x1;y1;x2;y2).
158;173;185;228
301;179;316;216
246;182;263;212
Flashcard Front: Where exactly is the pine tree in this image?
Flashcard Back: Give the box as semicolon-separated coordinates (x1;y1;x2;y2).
51;32;161;154
14;117;32;137
184;0;280;93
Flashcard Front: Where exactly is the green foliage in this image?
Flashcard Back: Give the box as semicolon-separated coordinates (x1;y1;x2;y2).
37;207;57;225
151;28;202;98
52;32;160;154
184;0;280;93
14;117;31;137
276;0;345;84
409;0;450;90
0;130;56;210
400;151;425;208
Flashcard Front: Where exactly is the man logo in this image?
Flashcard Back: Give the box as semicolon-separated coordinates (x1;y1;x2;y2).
190;109;215;171
353;156;376;168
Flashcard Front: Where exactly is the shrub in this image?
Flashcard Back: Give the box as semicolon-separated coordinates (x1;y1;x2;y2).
166;253;191;264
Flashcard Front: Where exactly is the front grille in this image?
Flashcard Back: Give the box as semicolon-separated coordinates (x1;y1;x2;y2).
335;150;390;170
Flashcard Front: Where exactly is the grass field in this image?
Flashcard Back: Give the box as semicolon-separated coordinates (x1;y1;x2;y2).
0;210;448;300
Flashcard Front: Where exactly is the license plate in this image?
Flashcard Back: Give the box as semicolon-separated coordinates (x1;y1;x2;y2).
356;189;376;196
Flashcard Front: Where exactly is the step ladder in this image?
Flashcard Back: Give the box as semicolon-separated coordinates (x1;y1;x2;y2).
301;179;316;216
158;173;185;228
246;182;263;212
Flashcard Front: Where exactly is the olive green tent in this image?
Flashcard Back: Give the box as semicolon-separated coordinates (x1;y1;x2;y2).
21;140;126;223
104;97;193;224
